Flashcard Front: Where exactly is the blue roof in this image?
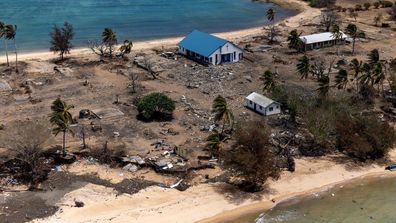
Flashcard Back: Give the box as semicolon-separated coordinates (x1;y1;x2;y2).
178;30;228;57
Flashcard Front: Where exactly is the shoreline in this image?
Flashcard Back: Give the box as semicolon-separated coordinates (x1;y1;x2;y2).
0;0;312;64
198;170;396;223
31;155;396;223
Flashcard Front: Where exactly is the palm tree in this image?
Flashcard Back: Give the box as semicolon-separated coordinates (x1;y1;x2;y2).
266;8;275;22
368;49;380;65
266;8;277;44
335;69;348;90
118;40;133;57
296;55;310;79
359;62;373;86
0;21;9;67
206;130;221;157
331;24;343;55
50;98;74;156
102;28;117;56
345;24;365;55
372;62;385;91
288;29;303;52
212;95;234;134
263;70;276;92
317;74;330;97
4;24;17;72
350;58;363;90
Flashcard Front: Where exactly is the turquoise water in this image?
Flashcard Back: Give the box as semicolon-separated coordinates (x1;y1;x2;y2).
235;176;396;223
0;0;295;52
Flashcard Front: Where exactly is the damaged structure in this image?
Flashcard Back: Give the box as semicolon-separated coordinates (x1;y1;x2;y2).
178;30;243;65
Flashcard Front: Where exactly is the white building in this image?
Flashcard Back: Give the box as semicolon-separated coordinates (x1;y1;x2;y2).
300;32;349;51
178;30;243;65
245;92;281;116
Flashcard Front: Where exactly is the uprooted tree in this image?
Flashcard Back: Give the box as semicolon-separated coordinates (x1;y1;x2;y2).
0;120;54;187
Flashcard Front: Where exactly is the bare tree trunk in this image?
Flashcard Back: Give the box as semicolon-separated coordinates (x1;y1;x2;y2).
4;40;9;66
352;38;356;55
62;131;66;156
14;39;18;73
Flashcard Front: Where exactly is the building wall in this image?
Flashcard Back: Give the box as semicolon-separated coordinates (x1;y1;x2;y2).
209;42;243;65
265;103;281;116
246;100;281;116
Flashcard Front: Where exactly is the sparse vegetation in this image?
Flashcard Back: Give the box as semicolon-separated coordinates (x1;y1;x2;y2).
50;22;74;61
221;121;280;192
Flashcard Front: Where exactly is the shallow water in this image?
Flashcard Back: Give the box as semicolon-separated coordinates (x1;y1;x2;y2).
0;0;295;52
234;176;396;223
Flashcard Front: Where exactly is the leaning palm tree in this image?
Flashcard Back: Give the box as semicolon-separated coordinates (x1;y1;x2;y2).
331;24;343;55
206;130;222;157
0;21;9;67
368;49;380;65
345;24;365;55
359;62;373;86
350;58;363;90
4;24;17;72
287;29;304;52
296;55;310;79
212;95;234;134
50;98;74;156
102;28;117;56
335;69;348;90
263;70;276;92
372;62;385;91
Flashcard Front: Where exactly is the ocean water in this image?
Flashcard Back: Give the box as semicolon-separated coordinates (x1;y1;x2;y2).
234;176;396;223
0;0;295;52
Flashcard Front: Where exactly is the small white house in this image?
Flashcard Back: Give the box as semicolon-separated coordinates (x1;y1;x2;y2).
300;32;349;51
245;92;281;116
178;30;243;65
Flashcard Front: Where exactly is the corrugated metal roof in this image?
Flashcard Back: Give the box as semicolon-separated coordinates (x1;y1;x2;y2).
177;30;228;57
300;32;348;44
246;92;278;108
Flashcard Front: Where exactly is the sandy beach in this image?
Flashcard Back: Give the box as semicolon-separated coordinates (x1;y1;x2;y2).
31;152;396;223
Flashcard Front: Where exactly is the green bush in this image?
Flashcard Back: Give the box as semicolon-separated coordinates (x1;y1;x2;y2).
137;92;175;120
364;2;371;10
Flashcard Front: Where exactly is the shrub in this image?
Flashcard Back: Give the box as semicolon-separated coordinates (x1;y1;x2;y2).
221;121;280;192
137;92;175;120
380;0;394;7
390;4;396;20
336;113;395;160
355;4;363;11
0;120;54;186
364;2;371;10
374;1;381;8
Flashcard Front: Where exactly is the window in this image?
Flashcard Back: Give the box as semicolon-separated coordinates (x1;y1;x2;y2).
276;106;279;109
249;101;253;104
269;107;273;111
234;52;236;60
259;106;263;109
210;57;212;63
239;53;243;60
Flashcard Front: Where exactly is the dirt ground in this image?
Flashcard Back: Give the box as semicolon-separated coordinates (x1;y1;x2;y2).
0;0;396;222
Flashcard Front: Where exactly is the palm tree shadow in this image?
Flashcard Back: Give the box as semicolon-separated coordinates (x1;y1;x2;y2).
212;183;277;205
